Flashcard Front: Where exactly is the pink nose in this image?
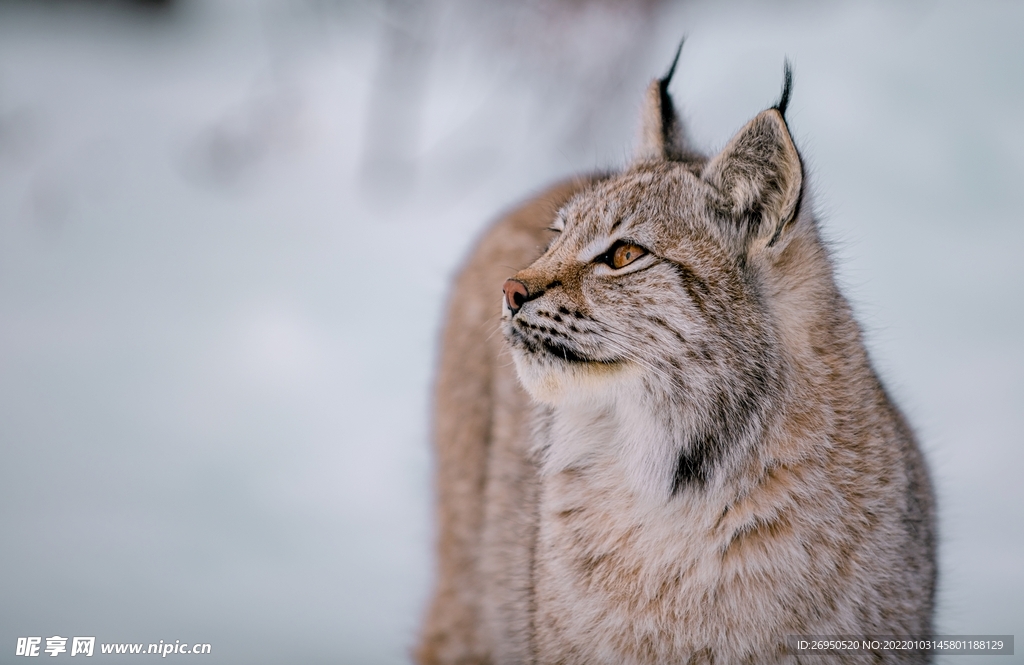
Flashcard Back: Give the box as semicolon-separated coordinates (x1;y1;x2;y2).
503;279;529;314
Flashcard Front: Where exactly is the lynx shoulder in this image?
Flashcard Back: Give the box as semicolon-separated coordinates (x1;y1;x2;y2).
418;51;936;665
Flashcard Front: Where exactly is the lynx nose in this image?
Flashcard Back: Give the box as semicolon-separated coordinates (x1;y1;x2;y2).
503;279;529;315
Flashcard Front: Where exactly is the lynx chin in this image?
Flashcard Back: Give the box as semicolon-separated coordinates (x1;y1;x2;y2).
417;45;936;665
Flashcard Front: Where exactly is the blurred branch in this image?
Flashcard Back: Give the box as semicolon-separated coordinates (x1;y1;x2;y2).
359;0;434;206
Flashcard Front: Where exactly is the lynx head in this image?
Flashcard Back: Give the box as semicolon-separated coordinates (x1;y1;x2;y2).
502;51;810;487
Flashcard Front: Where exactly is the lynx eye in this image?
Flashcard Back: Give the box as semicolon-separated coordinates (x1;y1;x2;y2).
605;241;646;269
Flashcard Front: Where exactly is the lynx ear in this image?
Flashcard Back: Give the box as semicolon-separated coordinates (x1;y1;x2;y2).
635;40;696;163
703;66;802;247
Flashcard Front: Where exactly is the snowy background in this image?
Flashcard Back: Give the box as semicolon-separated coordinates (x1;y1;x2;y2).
0;1;1021;663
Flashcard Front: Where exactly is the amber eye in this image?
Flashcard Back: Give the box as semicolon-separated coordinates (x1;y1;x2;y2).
609;242;646;269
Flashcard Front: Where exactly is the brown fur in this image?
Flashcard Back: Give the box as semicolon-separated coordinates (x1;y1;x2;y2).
417;65;936;665
417;177;606;664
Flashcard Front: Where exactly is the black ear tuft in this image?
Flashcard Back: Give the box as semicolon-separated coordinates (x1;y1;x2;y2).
635;38;701;164
774;60;793;118
658;37;685;100
656;38;685;148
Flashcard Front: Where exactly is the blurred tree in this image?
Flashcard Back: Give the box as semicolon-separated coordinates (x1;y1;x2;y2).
360;0;670;207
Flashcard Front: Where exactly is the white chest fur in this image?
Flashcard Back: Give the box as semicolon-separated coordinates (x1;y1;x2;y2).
530;396;792;663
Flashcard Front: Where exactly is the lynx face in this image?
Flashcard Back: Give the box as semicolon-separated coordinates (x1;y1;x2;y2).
501;99;803;489
503;165;774;406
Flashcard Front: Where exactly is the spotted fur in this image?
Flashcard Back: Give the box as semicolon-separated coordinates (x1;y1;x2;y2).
418;58;936;665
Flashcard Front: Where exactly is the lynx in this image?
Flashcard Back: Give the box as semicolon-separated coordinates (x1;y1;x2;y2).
417;47;936;665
